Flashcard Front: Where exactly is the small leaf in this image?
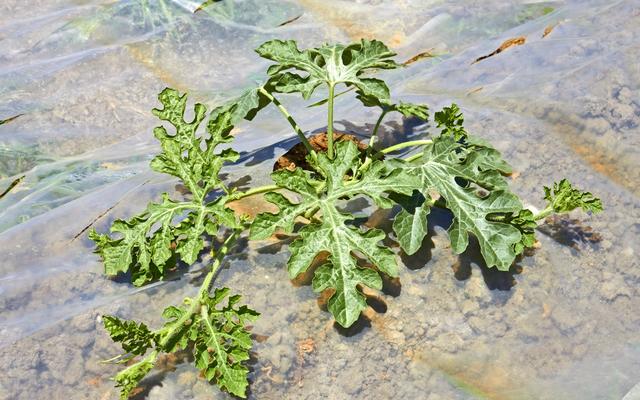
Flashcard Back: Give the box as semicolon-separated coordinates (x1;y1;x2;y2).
393;200;431;255
508;209;538;253
356;90;429;121
113;353;156;400
103;316;156;356
434;103;466;140
543;179;603;214
211;85;272;124
194;288;259;398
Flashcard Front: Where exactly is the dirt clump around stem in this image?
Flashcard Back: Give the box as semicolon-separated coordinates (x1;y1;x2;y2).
273;132;368;172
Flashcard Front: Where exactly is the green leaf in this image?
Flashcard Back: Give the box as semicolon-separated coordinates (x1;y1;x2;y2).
251;141;414;327
394;134;524;270
393;199;431;255
158;288;258;398
89;195;187;285
356;90;429;121
256;39;400;99
151;88;239;198
104;288;258;399
103;316;156;356
211;84;273;124
113;353;156;400
90;88;240;286
434;103;467;140
194;288;258;398
543;179;603;214
508;209;538;253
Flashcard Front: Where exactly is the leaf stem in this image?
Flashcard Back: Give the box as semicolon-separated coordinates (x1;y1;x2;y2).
327;84;336;159
258;88;316;160
229;185;280;202
403;153;423;163
532;206;554;221
380;139;433;155
358;110;390;175
158;230;240;349
368;110;388;149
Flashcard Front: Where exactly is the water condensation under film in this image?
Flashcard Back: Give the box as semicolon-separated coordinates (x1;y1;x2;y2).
0;0;639;399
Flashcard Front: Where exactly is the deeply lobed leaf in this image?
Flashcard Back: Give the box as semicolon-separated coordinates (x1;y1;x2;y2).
543;179;603;214
103;316;156;356
90;89;240;286
103;288;258;399
434;103;467;140
393;134;524;270
251;141;414;327
256;39;400;100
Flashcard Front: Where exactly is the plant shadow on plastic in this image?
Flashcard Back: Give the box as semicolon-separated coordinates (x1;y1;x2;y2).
90;39;603;399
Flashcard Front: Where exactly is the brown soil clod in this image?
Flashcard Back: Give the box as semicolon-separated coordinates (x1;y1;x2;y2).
273;131;368;172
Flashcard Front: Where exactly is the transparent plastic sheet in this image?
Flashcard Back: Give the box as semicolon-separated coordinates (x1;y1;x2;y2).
0;0;639;399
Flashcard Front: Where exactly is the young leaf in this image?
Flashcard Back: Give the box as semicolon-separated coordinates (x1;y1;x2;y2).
104;288;258;399
255;39;400;100
393;134;524;270
103;316;156;356
151;88;239;199
543;179;603;214
113;353;157;400
250;141;414;327
487;208;538;254
193;288;258;397
158;288;258;398
210;84;273;124
434;103;467;140
90;88;240;286
508;209;538;253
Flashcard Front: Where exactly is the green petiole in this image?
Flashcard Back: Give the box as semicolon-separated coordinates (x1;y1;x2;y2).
327;84;336;159
228;184;280;202
157;230;239;349
380;139;433;155
258;87;317;161
532;206;554;221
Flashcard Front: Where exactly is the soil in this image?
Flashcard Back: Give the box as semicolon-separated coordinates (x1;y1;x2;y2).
1;1;640;400
273;132;368;172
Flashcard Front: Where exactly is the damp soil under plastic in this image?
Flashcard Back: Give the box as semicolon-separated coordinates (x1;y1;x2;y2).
1;1;639;399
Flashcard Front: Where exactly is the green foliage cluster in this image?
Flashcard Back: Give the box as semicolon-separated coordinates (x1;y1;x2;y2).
91;38;602;398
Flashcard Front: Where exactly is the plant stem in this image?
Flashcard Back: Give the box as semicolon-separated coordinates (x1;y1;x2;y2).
327;84;336;159
368;110;388;149
229;185;280;202
258;88;316;160
533;206;554;221
403;153;423;163
357;110;390;175
158;230;240;349
380;139;433;155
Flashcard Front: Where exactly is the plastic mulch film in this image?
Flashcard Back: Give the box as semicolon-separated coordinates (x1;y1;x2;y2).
0;1;638;399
